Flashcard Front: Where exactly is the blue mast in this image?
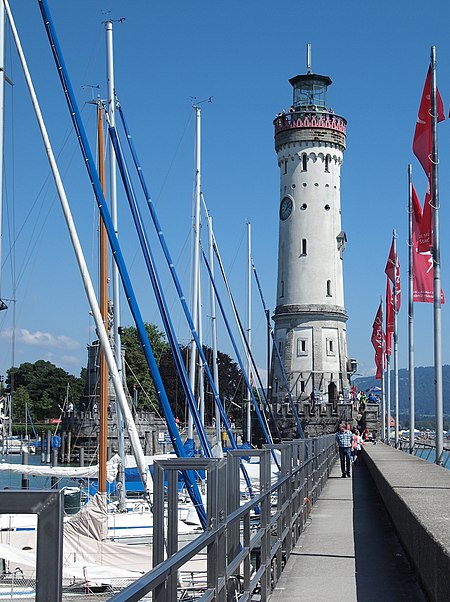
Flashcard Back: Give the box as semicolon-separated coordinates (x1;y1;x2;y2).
37;0;206;528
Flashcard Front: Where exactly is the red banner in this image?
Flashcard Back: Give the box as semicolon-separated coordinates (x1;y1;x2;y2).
385;279;393;356
412;67;445;178
371;303;384;380
412;185;445;303
385;237;401;311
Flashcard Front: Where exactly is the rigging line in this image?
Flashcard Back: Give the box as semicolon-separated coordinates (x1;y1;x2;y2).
202;249;282;473
207;226;283;442
123;354;171;422
115;104;241;450
107;123;212;458
115;103;257;497
252;261;305;439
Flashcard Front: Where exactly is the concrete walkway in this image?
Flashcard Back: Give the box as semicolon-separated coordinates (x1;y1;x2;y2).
269;455;426;602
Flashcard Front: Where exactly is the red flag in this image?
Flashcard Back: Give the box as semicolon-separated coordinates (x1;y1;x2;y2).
418;185;432;253
412;67;445;178
412;185;445;303
385;237;401;311
371;303;383;380
385;279;393;356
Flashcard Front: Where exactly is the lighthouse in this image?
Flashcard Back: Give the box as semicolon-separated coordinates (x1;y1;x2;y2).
271;59;354;422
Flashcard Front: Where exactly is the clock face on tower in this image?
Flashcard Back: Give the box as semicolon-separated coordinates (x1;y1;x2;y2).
280;196;293;221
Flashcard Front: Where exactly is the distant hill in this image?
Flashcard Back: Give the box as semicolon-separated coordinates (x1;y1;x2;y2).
353;365;450;417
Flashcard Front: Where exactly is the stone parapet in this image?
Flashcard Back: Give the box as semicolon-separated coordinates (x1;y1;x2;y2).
363;444;450;601
274;111;346;151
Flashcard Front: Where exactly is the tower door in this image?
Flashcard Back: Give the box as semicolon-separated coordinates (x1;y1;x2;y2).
328;381;337;402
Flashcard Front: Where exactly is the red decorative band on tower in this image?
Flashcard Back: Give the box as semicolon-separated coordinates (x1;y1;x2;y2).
274;111;347;135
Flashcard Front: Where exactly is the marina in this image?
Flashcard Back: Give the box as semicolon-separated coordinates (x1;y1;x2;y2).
0;1;449;601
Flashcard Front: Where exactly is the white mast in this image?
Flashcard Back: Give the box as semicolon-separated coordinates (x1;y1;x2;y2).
204;207;221;443
246;222;252;444
4;0;152;498
105;18;126;510
188;105;201;440
0;3;5;308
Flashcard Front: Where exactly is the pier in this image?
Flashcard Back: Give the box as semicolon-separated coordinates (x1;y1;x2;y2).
107;437;449;601
3;434;449;601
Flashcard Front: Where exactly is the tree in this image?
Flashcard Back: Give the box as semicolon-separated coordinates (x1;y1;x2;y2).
158;344;245;426
120;323;170;412
6;360;84;422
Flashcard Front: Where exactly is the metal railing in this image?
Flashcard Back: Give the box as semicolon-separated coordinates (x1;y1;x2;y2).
0;489;63;601
109;434;336;601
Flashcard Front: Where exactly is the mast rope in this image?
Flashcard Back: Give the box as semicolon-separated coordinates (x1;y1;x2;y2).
114;102;257;496
252;262;305;439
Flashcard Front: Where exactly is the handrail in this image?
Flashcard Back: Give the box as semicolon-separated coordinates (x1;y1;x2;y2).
108;435;337;601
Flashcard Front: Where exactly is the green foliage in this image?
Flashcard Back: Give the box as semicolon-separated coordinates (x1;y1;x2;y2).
159;344;244;425
6;360;84;422
121;323;170;412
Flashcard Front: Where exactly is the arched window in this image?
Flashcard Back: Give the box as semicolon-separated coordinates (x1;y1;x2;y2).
326;280;332;297
301;238;307;256
302;153;308;171
325;154;330;172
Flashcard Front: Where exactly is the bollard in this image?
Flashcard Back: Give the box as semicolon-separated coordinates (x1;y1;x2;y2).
60;432;66;464
46;430;51;464
66;431;72;464
21;450;29;490
51;448;58;489
40;432;46;463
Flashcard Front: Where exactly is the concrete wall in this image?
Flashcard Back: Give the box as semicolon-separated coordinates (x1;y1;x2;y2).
363;444;450;601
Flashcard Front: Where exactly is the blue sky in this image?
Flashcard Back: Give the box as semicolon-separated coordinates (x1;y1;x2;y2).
1;0;450;386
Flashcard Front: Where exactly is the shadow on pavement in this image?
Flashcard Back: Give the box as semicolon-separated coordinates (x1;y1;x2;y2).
352;456;426;601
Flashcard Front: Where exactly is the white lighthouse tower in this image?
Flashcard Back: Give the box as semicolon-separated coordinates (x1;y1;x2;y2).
271;58;353;418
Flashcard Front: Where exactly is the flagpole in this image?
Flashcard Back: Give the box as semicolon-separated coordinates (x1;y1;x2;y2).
386;353;391;444
380;295;386;442
430;46;443;465
408;164;415;454
393;229;399;448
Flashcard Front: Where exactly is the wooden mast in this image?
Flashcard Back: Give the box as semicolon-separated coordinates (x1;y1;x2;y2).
97;105;108;493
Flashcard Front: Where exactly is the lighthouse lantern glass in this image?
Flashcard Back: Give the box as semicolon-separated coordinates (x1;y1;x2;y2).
292;77;329;111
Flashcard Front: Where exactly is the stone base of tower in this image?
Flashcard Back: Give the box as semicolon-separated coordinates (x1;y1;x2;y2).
276;401;356;439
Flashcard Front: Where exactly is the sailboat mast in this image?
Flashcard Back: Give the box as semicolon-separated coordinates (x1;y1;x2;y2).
97;105;108;493
188;105;201;440
4;0;152;498
246;222;252;444
0;4;4;302
105;19;127;508
205;209;221;443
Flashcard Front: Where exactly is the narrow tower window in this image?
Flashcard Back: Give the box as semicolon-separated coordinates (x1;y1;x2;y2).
284;159;288;174
297;339;308;356
327;339;336;356
301;153;308;171
325;154;330;172
280;280;284;298
326;280;332;297
301;238;307;256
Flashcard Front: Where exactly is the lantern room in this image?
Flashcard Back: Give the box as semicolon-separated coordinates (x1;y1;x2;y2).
289;73;332;111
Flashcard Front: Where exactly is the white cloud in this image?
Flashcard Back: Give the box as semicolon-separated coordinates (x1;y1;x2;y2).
0;328;81;350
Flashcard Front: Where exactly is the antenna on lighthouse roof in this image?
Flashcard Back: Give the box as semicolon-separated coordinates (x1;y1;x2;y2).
306;43;312;73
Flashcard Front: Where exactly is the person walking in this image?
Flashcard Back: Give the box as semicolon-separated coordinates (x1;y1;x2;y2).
335;423;353;477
